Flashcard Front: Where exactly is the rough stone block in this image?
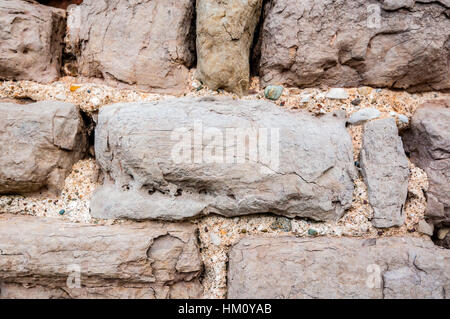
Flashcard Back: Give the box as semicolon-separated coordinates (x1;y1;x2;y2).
91;97;356;221
0;214;203;299
0;0;66;83
228;236;450;298
0;101;87;194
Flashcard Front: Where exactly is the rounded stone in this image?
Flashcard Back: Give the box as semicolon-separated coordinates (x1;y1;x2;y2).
264;85;283;100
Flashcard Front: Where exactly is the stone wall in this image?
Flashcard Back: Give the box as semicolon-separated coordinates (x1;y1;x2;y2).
0;0;449;299
1;0;449;93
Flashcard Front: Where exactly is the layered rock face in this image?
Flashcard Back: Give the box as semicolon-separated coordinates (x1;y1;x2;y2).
0;101;87;194
66;0;195;94
0;214;203;299
0;0;66;83
257;0;450;91
228;236;450;299
360;118;409;228
402;100;450;246
91;97;355;221
196;0;263;95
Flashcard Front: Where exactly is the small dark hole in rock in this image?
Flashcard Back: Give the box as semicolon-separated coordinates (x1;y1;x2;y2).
36;0;83;10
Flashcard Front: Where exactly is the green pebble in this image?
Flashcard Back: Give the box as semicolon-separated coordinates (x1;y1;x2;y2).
308;229;318;236
58;209;65;215
264;85;283;101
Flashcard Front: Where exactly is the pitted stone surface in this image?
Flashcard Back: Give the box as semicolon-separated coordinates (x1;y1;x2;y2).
257;0;450;91
91;97;356;221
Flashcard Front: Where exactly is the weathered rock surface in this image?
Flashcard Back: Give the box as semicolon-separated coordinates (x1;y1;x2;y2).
402;100;450;228
418;220;434;236
0;101;87;194
360;118;409;228
257;0;450;92
228;236;450;299
196;0;263;95
91;97;356;221
0;0;66;83
0;214;203;299
66;0;195;94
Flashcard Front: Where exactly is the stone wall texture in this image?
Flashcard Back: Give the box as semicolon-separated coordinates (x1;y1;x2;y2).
360;118;409;228
91;97;356;222
0;0;66;83
196;0;263;95
403;100;450;228
257;0;450;92
2;0;449;93
0;214;203;299
66;0;196;93
0;0;450;300
228;236;450;299
403;99;450;248
0;100;87;194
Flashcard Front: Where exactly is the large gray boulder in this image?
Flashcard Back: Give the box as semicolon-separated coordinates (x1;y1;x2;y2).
66;0;195;94
0;101;87;194
196;0;263;96
360;118;409;228
91;97;356;221
0;0;66;83
228;236;450;299
257;0;450;91
0;214;203;299
402;100;450;228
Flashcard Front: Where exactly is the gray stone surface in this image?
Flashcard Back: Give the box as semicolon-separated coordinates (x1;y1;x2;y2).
66;0;195;94
0;214;203;299
418;220;434;236
257;0;450;92
91;97;356;221
0;101;87;194
402;100;450;228
228;236;450;299
0;0;66;83
360;118;409;228
196;0;263;95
